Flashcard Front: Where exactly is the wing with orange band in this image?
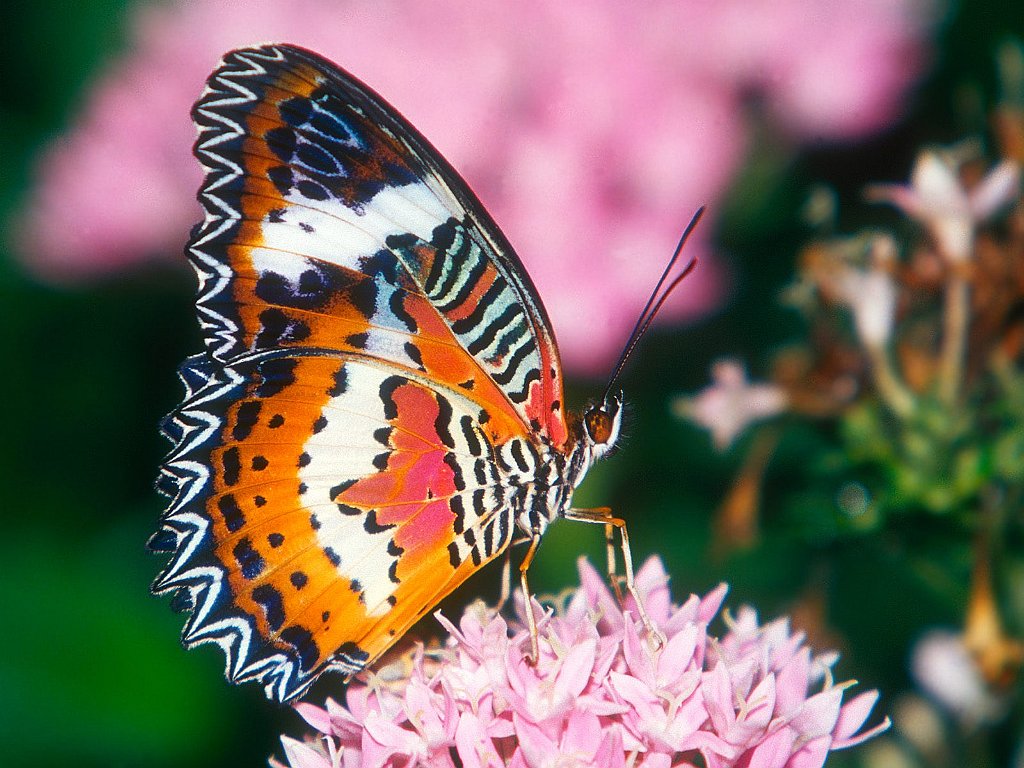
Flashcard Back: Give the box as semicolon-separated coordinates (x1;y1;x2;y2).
152;44;570;701
153;353;518;701
187;43;567;444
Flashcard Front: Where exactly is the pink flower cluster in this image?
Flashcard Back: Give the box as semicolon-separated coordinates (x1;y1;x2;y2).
275;558;888;768
16;0;933;373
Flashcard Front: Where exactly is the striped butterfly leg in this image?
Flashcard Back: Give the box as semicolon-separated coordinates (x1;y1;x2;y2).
563;507;666;651
518;531;544;663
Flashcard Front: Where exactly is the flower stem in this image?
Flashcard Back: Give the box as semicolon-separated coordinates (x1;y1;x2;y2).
865;342;915;418
938;271;970;404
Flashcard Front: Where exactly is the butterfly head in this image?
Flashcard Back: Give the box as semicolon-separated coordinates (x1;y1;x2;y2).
582;390;623;462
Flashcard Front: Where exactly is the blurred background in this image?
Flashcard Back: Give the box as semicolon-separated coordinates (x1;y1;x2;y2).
2;1;1023;766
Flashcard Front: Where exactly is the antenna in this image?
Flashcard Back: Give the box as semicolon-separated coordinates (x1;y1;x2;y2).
601;206;705;403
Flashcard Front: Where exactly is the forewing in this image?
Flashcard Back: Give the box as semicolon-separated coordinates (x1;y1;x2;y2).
190;44;568;445
153;353;515;701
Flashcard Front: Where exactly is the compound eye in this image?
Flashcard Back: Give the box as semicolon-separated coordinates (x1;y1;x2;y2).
585;408;613;444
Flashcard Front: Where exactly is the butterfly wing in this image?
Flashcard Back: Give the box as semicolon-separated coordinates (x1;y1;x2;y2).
153;44;568;701
189;43;567;444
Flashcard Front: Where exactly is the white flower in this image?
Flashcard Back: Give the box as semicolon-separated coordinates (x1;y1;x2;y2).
868;149;1020;262
674;360;787;449
910;629;1006;729
831;235;899;348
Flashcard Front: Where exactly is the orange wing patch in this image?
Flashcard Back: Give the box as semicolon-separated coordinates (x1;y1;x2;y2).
162;352;514;693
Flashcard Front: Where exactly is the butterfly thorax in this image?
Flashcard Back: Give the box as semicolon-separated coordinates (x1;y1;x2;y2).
501;392;624;538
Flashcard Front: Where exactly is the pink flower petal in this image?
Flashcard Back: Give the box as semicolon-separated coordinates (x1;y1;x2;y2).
279;736;333;768
701;662;738;736
789;688;843;741
773;648;812;717
455;711;504;768
743;726;796;768
786;735;833;768
831;690;891;748
294;702;335;736
512;713;558;768
656;625;702;691
968;160;1021;219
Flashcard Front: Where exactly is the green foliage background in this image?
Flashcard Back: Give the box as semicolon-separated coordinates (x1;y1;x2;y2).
1;2;1021;766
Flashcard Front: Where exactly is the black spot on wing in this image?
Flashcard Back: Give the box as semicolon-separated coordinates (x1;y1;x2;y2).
255;308;311;348
346;332;368;349
233;538;264;580
364;509;395;534
280;626;320;673
254;263;346;311
218;493;246;532
434;394;455;448
222;447;241;486
327;365;348;397
348;277;378;320
265;126;297;162
444;453;466;491
379;376;407;420
296;179;330;201
267;165;293;196
451;494;465;534
296;141;342;176
255;358;298;397
404;342;424;369
278;95;314;126
252;584;285;632
233;400;262;441
329;479;356;499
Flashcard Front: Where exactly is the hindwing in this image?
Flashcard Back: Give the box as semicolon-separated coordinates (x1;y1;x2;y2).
155;353;519;700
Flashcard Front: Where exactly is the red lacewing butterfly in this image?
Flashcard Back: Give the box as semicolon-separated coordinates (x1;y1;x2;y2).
151;44;701;703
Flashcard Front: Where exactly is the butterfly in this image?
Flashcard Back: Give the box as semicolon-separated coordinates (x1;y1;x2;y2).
152;44;694;703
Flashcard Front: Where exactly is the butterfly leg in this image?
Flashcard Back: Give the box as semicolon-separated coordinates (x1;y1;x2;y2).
563;507;665;650
497;534;533;611
497;545;513;610
519;531;543;663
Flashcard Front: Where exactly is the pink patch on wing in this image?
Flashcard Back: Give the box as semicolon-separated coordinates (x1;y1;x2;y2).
337;382;458;556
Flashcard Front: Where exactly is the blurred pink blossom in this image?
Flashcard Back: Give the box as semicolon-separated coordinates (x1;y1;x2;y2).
674;360;788;449
16;0;933;373
271;557;888;768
